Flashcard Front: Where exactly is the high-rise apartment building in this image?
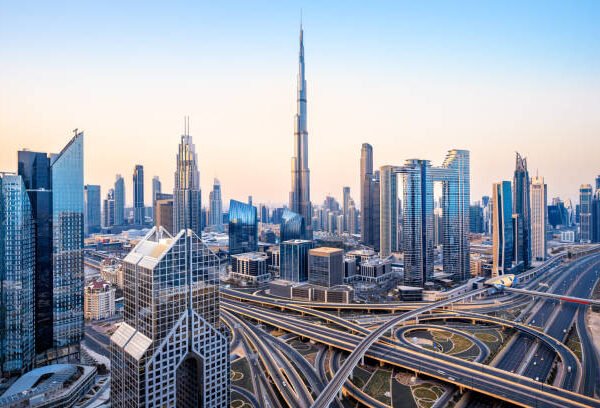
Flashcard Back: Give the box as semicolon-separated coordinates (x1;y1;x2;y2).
228;199;258;255
154;194;174;234
133;165;144;225
173;122;202;235
0;174;35;376
580;184;593;243
114;175;125;226
84;184;101;235
289;24;312;240
513;153;531;268
103;188;115;228
209;178;223;232
380;150;470;284
360;143;380;249
110;228;230;407
530;175;547;261
592;189;600;243
492;181;514;276
18;132;85;364
280;239;314;282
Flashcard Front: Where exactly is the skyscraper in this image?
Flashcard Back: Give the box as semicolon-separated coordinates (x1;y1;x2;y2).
379;150;470;283
18;132;85;364
151;175;161;205
280;209;306;242
209;178;223;232
228;199;258;255
0;174;35;376
110;228;230;407
360;143;379;249
530;175;547;261
84;184;101;235
513;153;531;268
173;121;202;235
579;184;593;242
592;189;600;243
133;164;144;225
280;239;314;282
103;188;115;228
492;181;514;277
114;174;125;226
289;24;312;239
342;186;351;232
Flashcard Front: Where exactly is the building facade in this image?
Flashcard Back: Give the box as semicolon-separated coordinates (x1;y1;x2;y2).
114;175;125;226
308;247;344;287
289;25;313;240
360;143;380;249
133;165;144;225
110;228;230;407
84;280;115;320
0;174;35;376
154;196;174;234
84;184;101;235
151;176;161;205
530;175;547;261
492;181;514;276
173;126;202;235
280;239;314;282
228;199;258;255
280;209;306;242
513;153;531;268
209;178;223;232
579;184;593;243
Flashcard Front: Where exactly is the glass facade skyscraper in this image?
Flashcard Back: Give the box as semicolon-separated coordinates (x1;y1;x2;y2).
228;199;258;255
209;178;223;232
133;164;144;225
513;153;531;268
280;239;314;282
17;132;85;364
360;143;380;249
579;184;593;243
0;174;35;376
174;130;202;235
114;174;125;226
111;228;230;407
280;209;306;242
530;176;547;261
84;184;101;235
380;150;470;285
492;181;514;276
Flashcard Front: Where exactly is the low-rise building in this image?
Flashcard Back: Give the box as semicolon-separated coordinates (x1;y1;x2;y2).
230;252;271;284
84;279;115;320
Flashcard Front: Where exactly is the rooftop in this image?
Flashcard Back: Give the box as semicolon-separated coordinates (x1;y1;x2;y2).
309;247;343;256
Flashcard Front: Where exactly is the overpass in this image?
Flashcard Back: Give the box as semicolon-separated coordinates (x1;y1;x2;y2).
503;287;600;306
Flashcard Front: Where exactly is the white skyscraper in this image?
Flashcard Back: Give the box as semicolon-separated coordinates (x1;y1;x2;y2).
530;175;547;262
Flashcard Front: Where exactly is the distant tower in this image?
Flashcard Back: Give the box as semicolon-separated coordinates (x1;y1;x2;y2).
173;118;202;235
152;176;161;205
84;185;101;235
114;175;125;226
492;181;514;276
209;178;223;232
579;184;593;243
133;164;144;225
289;23;312;240
342;186;351;232
513;153;531;268
360;143;379;249
530;175;547;261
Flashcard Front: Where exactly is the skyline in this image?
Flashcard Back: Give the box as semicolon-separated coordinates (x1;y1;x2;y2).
2;1;600;206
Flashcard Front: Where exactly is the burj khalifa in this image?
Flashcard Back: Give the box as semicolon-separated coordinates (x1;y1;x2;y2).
289;24;313;239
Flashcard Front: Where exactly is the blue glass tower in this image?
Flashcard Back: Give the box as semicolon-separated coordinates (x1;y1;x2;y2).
0;174;35;376
280;209;306;242
492;181;514;276
228;199;258;255
280;239;314;282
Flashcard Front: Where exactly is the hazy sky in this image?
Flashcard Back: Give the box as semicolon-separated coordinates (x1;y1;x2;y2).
1;1;599;207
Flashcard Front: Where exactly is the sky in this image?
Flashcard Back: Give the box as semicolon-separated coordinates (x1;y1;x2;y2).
1;1;599;207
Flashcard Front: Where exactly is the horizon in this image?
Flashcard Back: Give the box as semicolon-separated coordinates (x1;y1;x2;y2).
1;1;599;206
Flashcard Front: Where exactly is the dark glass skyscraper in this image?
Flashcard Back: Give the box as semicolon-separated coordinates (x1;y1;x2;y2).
228;199;258;255
133;164;144;225
280;239;314;282
513;153;531;268
280;209;306;242
360;143;379;249
492;181;514;276
209;178;223;232
289;24;312;239
84;184;101;235
580;184;593;243
18;132;84;363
